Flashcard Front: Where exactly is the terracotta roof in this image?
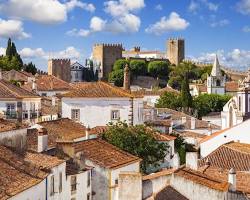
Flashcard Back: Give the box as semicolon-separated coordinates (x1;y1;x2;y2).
0;145;47;199
22;75;71;92
0;119;27;133
2;69;34;82
62;81;137;98
27;118;89;150
0;79;39;99
199;142;250;171
145;120;172;127
41;98;58;116
202;112;221;118
198;165;250;194
143;168;175;181
199;127;232;143
25;152;65;170
89;126;108;135
225;81;239;92
154;185;189;200
153;132;176;142
72;139;141;169
180;131;206;139
174;167;229;192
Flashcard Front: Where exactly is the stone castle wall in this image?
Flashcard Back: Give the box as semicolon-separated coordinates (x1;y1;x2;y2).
48;59;71;82
167;38;185;66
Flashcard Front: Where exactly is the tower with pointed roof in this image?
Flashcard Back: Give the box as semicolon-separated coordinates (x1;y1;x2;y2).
207;55;226;95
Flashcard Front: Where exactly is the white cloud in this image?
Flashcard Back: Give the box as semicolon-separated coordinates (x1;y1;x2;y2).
145;12;189;35
191;49;250;70
19;46;81;60
66;28;90;37
0;47;6;55
90;17;107;32
0;18;31;39
104;0;145;17
155;4;163;10
0;0;95;24
210;19;230;27
188;1;199;13
237;0;250;15
243;25;250;32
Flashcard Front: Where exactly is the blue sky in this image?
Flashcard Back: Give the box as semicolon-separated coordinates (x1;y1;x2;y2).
0;0;250;71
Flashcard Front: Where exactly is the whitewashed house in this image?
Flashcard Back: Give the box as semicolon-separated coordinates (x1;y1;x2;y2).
71;62;85;82
0;77;41;124
22;74;71;97
61;81;144;128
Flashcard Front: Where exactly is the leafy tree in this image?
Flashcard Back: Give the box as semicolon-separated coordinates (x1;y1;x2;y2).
6;38;12;59
113;59;129;71
108;69;124;87
24;62;37;75
102;121;169;173
147;61;169;78
156;91;181;110
130;60;146;77
180;73;193;112
194;93;231;118
168;76;183;90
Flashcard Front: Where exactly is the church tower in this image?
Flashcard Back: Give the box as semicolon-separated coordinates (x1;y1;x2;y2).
207;55;226;95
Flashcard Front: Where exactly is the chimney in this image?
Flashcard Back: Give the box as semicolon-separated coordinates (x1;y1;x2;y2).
32;80;37;92
190;117;196;130
37;128;48;152
186;152;198;170
123;62;130;90
85;125;90;140
228;168;237;192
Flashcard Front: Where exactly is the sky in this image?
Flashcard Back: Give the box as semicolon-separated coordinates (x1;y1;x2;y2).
0;0;250;71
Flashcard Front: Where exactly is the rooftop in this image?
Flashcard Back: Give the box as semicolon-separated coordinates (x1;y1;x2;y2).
143;168;175;181
174;167;229;192
72;138;141;169
22;75;71;92
62;81;138;98
0;145;47;199
199;142;250;171
225;81;239;92
154;185;188;200
0;79;39;99
0;119;27;133
3;69;34;82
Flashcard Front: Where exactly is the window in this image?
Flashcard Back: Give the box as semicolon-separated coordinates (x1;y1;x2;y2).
87;171;91;187
216;79;221;86
6;103;15;113
30;102;36;111
87;193;91;200
111;110;120;120
115;179;118;185
59;172;62;193
71;109;80;121
71;176;77;194
41;93;47;96
50;175;55;196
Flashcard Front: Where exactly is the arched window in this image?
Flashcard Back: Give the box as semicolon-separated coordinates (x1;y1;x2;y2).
239;96;241;111
216;79;221;86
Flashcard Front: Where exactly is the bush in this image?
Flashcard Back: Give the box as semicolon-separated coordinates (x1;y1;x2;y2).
113;59;129;71
148;61;169;78
156;91;181;110
130;60;146;77
108;69;124;87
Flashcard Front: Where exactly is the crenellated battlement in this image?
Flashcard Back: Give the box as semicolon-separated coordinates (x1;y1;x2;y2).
94;43;123;48
167;37;185;41
49;58;71;63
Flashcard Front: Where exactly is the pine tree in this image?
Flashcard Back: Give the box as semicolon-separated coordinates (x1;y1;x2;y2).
180;73;193;113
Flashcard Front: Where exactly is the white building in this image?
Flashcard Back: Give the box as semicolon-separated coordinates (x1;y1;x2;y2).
0;78;41;124
71;62;85;82
200;119;250;157
59;138;141;200
123;47;166;59
61;82;144;128
207;55;226;95
22;75;71;97
221;70;250;129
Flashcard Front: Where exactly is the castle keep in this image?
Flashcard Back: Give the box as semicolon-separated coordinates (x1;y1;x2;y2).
48;59;71;82
92;43;123;79
167;38;185;66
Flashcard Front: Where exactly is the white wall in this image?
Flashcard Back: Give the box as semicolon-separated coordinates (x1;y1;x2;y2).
38;90;68;97
62;97;143;128
200;119;250;157
143;95;160;107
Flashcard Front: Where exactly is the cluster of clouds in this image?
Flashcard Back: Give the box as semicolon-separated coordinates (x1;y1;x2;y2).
0;0;95;39
190;49;250;70
188;0;219;13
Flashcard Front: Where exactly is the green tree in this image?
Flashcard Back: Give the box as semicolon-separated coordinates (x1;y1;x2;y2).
108;69;124;87
194;94;231;118
147;61;169;78
180;73;193;112
24;62;37;75
130;60;146;77
102;121;169;173
113;59;129;71
6;38;12;59
156;91;181;110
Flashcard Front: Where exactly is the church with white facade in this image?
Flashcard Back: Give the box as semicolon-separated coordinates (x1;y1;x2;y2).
207;55;226;95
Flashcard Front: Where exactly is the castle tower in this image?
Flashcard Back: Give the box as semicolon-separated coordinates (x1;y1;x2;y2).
48;59;71;82
207;55;226;95
167;38;185;66
92;43;123;80
123;63;130;90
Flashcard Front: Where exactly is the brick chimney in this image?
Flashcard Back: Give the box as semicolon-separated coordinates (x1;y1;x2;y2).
37;128;48;152
228;168;236;192
123;62;130;90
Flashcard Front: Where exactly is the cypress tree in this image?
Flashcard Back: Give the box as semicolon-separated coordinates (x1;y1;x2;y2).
6;38;12;59
180;73;193;113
